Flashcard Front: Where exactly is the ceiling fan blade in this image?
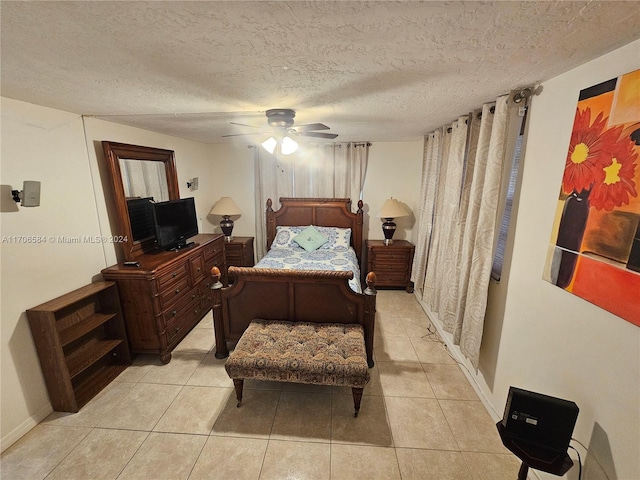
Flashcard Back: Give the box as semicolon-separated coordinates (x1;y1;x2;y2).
222;132;271;138
298;132;339;139
230;122;262;128
293;123;330;132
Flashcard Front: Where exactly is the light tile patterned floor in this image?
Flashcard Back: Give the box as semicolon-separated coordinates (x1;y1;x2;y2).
1;290;520;479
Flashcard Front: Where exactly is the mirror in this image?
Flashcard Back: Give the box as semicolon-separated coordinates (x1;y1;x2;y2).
102;141;180;260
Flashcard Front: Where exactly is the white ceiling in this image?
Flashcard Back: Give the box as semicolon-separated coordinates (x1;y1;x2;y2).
2;1;639;144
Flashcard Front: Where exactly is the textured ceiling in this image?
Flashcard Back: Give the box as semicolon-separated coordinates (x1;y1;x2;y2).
2;1;639;143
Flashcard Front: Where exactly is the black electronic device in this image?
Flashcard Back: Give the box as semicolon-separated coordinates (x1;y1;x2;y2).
127;197;155;241
152;197;199;251
501;386;579;461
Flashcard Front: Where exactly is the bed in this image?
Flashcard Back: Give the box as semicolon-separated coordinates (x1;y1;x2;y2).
210;197;377;367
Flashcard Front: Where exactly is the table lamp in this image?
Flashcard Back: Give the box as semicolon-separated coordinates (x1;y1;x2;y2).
376;198;409;245
210;197;242;241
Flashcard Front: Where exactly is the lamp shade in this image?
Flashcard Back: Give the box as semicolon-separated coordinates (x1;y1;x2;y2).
376;198;409;219
210;197;242;216
261;137;277;154
280;136;299;155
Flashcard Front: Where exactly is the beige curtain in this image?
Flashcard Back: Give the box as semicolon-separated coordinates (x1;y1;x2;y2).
254;142;369;260
412;94;515;368
119;158;169;201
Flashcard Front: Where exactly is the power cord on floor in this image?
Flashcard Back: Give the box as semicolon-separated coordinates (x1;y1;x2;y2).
568;445;582;480
420;322;441;342
569;438;611;480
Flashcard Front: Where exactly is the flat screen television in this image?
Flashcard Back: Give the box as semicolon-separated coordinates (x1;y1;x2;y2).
152;197;199;251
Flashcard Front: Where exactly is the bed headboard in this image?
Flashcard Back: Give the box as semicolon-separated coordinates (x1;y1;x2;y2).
265;197;365;263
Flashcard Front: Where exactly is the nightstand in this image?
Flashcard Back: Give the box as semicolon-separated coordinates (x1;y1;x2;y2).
225;236;255;268
366;240;415;292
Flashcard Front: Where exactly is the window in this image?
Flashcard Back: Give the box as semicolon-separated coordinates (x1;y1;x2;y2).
491;107;527;281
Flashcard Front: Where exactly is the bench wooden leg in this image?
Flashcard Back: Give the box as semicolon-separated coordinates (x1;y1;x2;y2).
352;387;364;417
233;379;244;407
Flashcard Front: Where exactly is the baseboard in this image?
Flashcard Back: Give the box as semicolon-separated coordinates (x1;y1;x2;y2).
414;296;544;480
414;297;500;417
1;403;53;453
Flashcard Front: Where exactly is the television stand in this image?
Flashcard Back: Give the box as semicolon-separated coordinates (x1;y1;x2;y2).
101;234;227;363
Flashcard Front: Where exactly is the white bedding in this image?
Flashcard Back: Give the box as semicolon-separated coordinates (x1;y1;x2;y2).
255;245;362;294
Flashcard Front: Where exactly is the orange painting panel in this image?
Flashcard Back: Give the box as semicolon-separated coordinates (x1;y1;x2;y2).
571;255;640;327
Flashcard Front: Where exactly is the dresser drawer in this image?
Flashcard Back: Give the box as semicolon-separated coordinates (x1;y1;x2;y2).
190;254;206;284
203;238;225;262
165;296;202;344
158;277;191;310
157;262;189;290
162;288;201;326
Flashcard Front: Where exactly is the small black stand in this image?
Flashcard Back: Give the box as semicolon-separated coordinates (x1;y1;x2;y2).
496;423;574;480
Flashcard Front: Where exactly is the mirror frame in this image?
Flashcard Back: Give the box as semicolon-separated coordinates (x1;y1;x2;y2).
102;141;180;261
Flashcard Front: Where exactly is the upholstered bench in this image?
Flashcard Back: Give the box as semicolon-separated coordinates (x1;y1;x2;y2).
225;319;371;417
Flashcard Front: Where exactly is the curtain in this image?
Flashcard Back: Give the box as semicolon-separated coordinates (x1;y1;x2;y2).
254;142;369;260
412;93;518;368
119;158;169;201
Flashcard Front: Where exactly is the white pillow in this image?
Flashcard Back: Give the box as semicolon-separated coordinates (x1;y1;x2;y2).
271;225;352;250
315;226;352;250
271;226;306;249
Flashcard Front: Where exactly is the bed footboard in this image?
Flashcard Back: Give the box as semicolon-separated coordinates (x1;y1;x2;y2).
210;266;377;367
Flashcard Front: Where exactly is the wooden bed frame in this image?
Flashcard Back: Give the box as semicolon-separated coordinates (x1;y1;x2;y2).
210;197;377;367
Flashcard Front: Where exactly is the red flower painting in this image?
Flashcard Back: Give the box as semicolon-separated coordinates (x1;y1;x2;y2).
547;69;640;328
562;107;638;211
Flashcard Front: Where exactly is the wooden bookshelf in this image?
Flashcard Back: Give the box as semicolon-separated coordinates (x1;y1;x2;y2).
27;281;131;412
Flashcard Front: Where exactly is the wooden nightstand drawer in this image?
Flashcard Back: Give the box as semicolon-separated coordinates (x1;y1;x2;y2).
225;237;255;267
371;251;411;263
372;262;409;272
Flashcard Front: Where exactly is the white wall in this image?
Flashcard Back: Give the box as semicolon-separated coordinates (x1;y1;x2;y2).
473;40;640;480
1;99;107;448
205;143;256;238
207;141;425;243
364;142;423;241
0;100;220;449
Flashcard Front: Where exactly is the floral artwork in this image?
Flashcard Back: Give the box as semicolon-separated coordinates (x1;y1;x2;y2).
544;69;640;327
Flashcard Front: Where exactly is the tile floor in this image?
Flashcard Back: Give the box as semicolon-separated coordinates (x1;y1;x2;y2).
1;290;521;479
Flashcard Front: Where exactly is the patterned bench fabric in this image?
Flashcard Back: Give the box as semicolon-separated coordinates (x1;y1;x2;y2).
225;319;370;387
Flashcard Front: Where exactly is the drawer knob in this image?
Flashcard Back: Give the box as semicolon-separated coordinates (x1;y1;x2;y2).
175;288;180;294
192;294;197;299
172;272;177;278
171;310;177;317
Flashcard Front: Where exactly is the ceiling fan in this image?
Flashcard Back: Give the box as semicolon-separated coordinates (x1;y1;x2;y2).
222;109;338;154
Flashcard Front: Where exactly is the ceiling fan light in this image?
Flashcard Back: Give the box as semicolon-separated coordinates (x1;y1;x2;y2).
261;137;277;154
281;136;298;155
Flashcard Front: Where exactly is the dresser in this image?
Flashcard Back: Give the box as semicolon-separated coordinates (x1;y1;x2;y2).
365;239;415;292
101;234;226;363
